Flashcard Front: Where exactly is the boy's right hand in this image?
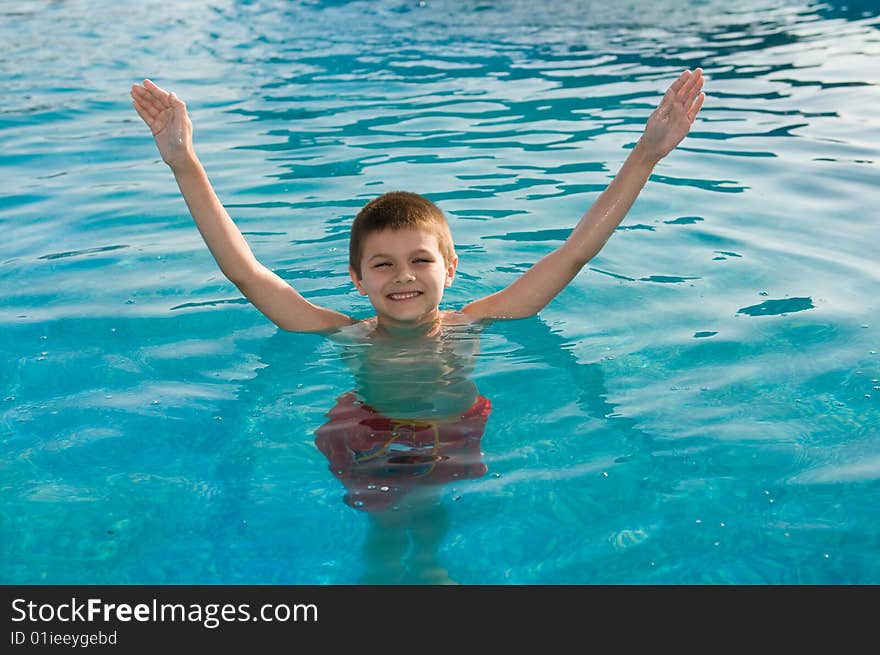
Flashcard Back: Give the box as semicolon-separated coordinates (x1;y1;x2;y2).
130;79;195;170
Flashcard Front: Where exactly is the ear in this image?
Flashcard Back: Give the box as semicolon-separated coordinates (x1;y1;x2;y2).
349;265;367;295
444;255;458;288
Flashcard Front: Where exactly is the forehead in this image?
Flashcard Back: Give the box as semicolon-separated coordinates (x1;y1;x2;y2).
360;227;442;256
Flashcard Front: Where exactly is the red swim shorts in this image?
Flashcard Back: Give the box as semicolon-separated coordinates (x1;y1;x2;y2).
314;392;492;512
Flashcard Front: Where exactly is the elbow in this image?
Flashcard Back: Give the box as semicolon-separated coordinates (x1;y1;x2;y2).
558;241;595;271
224;261;261;288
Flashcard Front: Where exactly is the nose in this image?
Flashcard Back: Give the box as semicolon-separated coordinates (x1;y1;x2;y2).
394;263;416;284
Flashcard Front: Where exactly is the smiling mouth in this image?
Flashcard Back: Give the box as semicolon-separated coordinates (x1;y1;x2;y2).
387;291;423;301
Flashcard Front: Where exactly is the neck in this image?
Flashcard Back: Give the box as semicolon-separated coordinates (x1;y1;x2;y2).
374;313;442;339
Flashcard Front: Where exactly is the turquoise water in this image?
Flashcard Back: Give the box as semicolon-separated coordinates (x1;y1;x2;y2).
2;0;879;584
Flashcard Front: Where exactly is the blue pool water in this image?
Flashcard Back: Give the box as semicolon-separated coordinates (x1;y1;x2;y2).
2;0;879;584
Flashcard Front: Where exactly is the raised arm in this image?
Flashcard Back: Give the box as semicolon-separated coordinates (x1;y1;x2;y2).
462;68;705;321
130;79;354;333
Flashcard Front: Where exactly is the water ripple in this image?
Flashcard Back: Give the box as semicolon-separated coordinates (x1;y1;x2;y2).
2;0;880;584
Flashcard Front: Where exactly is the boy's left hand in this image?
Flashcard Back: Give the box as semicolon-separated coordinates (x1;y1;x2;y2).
639;68;705;163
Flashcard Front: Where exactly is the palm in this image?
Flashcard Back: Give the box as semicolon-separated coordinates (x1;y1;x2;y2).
130;79;193;167
641;69;705;161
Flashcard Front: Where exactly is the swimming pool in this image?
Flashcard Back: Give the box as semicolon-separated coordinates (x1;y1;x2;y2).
2;0;879;584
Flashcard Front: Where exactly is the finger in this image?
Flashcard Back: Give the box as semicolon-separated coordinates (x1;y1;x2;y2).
670;69;691;93
678;69;704;103
143;78;167;96
664;69;691;101
130;87;157;119
132;82;166;116
675;76;701;104
143;78;172;108
662;70;694;112
131;98;156;125
687;92;705;122
168;91;186;110
130;83;155;104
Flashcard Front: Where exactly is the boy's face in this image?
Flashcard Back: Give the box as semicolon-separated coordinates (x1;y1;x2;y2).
349;227;457;328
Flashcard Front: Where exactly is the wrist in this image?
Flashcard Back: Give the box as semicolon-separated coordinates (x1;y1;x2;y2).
631;138;662;169
168;151;201;176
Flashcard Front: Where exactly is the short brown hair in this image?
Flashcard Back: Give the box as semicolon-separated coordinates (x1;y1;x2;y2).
348;191;455;279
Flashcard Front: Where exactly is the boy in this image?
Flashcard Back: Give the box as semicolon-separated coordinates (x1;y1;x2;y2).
131;70;705;513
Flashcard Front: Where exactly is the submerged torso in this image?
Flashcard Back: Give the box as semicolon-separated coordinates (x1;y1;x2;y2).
329;310;482;419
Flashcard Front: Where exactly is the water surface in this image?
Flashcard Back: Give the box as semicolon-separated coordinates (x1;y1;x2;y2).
2;0;879;584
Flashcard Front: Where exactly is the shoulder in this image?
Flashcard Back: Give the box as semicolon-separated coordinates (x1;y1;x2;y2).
440;309;485;327
326;317;377;343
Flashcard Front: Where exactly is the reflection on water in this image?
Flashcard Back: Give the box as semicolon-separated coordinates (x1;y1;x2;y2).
317;323;491;582
334;321;483;418
216;315;651;583
315;322;491;514
314;389;490;511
